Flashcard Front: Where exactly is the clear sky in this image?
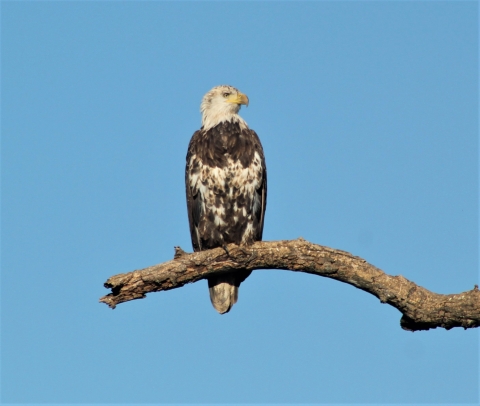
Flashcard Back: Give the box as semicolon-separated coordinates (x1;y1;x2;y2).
2;1;478;404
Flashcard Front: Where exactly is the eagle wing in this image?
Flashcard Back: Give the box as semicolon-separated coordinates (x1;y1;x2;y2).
249;129;267;241
185;130;203;252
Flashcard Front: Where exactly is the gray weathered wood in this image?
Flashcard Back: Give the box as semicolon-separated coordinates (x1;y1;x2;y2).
100;238;480;331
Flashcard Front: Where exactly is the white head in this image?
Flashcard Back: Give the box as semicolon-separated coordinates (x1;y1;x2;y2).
200;85;249;131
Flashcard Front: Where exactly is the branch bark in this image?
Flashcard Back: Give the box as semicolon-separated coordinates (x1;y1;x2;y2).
100;239;480;331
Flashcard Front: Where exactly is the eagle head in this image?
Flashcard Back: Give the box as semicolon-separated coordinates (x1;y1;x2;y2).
200;85;249;131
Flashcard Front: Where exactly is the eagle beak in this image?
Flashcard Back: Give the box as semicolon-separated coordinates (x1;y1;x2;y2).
227;92;249;107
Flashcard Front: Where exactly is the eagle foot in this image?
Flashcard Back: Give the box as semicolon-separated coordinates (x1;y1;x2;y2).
236;246;257;265
244;250;258;265
222;245;256;266
222;244;231;258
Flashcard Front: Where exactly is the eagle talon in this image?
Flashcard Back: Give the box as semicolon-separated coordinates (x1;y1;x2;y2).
237;246;257;265
244;250;257;265
222;244;231;257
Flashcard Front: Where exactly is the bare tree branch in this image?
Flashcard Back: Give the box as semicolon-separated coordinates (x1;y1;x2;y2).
100;238;480;331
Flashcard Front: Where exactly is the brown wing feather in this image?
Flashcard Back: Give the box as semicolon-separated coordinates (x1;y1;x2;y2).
248;129;267;241
185;130;203;252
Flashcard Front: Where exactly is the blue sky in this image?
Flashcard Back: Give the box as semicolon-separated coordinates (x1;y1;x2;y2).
2;1;478;404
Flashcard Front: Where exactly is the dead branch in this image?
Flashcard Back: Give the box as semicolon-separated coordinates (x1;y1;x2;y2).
100;238;480;331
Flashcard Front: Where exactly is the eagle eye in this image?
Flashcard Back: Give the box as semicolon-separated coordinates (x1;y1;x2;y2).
223;92;230;98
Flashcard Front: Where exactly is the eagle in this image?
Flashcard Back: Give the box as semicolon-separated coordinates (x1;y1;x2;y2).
185;85;267;314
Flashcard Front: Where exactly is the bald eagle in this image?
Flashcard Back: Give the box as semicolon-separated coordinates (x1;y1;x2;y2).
185;85;267;314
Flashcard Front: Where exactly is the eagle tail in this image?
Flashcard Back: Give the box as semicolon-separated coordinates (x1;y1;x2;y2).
208;274;240;314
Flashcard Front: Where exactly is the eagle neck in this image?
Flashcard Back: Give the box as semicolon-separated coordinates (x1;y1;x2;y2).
201;113;247;132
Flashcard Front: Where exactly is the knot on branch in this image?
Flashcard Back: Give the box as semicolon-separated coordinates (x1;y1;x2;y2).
174;246;187;259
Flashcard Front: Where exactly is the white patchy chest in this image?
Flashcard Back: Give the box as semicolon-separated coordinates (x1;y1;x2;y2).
188;151;263;226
